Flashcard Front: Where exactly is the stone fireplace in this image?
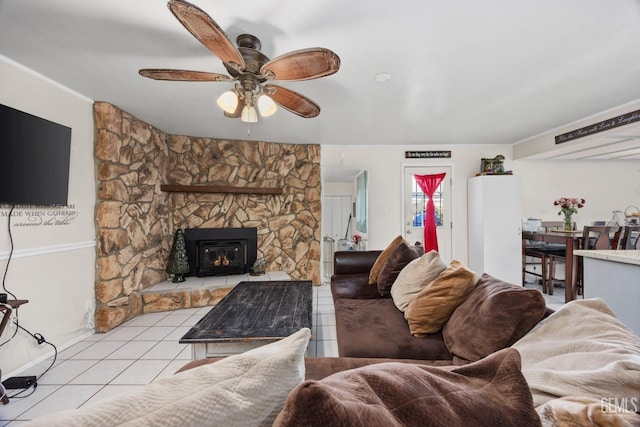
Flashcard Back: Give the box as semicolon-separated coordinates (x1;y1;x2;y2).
93;102;321;332
183;227;257;277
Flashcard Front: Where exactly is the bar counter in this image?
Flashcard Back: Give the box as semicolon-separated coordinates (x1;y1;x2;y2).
575;249;640;335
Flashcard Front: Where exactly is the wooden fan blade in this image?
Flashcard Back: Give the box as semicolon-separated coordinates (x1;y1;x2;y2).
261;48;340;81
168;0;245;71
139;69;233;82
264;84;320;118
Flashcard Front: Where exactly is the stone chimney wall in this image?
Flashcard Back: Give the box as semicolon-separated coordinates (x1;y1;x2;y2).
93;102;321;332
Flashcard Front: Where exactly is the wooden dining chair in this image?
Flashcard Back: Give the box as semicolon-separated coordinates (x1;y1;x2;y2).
522;221;567;293
522;245;550;291
547;225;622;299
619;225;640;249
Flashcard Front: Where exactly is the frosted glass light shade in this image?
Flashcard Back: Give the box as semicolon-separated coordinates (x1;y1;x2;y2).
216;91;238;114
257;95;277;117
241;105;258;123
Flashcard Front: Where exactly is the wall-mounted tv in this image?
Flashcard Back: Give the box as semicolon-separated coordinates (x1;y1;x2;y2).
0;103;72;206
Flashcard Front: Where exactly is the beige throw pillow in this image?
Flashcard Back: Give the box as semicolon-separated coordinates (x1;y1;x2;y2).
404;260;479;337
390;250;447;312
368;235;405;285
25;328;312;427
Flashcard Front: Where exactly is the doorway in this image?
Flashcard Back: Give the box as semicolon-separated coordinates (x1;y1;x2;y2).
402;165;453;263
321;167;365;283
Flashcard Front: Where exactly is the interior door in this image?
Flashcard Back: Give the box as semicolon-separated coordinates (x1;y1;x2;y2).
323;195;353;241
402;166;452;263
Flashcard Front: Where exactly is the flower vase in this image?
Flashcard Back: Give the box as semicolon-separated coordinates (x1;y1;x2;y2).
563;214;573;231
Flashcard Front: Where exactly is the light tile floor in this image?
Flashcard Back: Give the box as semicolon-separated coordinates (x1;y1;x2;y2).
2;278;562;425
524;280;570;312
1;283;337;425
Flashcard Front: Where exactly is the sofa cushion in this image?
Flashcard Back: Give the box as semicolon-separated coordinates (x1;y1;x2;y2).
368;235;405;285
443;273;546;364
25;328;311;427
404;260;479;337
334;297;451;360
390;250;448;312
376;242;424;296
274;348;540;427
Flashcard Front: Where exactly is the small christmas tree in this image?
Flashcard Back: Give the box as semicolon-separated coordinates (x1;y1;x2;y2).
166;229;190;282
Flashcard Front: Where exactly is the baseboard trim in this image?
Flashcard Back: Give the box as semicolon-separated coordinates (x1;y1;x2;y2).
3;330;95;380
0;241;96;261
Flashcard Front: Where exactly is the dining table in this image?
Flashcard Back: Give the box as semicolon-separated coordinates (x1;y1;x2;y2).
522;230;583;303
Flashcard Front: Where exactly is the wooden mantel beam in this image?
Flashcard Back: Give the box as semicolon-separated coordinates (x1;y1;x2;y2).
160;184;283;195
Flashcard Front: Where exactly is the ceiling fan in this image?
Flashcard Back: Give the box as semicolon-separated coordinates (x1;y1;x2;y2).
139;0;340;123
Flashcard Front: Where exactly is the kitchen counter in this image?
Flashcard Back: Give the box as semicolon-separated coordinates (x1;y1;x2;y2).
575;249;639;335
573;249;640;265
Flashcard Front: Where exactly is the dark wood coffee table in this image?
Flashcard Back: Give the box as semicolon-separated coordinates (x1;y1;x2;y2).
179;280;312;359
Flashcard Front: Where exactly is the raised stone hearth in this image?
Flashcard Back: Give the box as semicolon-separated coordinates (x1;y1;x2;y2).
94;102;321;332
139;271;291;314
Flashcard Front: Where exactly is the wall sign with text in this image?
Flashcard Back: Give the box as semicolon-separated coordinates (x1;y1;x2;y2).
405;151;452;159
555;110;640;144
0;204;79;227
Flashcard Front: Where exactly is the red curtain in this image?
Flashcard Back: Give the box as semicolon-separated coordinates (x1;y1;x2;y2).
413;173;446;253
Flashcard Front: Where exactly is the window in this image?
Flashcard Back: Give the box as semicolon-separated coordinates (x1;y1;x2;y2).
411;177;443;227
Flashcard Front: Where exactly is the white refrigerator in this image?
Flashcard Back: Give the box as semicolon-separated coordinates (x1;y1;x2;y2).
467;175;522;285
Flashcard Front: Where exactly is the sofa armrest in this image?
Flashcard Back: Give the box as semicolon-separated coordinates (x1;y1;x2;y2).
331;273;384;300
333;250;382;275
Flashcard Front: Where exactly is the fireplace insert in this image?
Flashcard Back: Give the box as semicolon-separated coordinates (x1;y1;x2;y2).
196;239;246;276
183;228;258;277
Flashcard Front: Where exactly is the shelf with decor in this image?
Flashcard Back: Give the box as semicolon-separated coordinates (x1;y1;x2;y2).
160;184;283;195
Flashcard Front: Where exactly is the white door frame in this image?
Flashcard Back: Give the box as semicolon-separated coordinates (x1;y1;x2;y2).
400;162;455;262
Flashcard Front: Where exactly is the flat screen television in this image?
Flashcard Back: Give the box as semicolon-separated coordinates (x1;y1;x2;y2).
0;103;72;206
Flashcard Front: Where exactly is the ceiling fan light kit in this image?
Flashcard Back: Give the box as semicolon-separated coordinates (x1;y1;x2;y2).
139;0;340;123
241;105;258;123
257;94;277;118
216;90;238;114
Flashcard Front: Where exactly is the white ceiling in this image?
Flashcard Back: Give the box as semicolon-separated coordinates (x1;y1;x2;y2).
1;0;640;150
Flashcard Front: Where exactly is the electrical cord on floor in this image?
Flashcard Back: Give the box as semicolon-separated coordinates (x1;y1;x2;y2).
5;322;58;399
5;380;38;399
1;205;57;399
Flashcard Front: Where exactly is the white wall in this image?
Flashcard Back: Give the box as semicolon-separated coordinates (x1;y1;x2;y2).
516;159;640;226
322;145;640;263
0;56;96;375
323;182;354;196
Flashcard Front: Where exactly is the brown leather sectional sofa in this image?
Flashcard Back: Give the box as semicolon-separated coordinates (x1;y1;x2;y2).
172;250;557;425
330;249;551;364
